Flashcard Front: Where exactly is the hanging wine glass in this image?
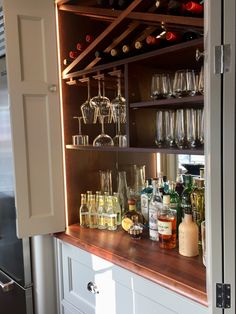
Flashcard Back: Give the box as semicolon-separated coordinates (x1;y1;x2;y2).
90;73;111;123
72;116;89;145
110;71;126;124
80;77;98;124
113;116;127;147
93;115;114;146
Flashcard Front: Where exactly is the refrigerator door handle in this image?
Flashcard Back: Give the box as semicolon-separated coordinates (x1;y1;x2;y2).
0;279;14;292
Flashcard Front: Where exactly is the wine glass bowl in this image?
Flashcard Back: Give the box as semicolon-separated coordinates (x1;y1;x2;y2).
80;77;98;124
93;115;114;146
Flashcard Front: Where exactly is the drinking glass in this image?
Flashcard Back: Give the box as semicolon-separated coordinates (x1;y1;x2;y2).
164;110;176;147
197;66;204;95
186;109;198;148
113;116;127;147
173;69;196;97
99;170;112;194
110;74;126;124
93;115;114;146
151;74;163;99
175;109;186;148
81;78;98;124
197;108;204;145
72;116;89;145
90;75;111;123
155;110;165;147
162;73;173;98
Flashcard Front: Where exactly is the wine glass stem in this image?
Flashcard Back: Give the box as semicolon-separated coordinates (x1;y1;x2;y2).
87;79;91;100
101;117;105;135
78;117;82;135
117;76;121;97
98;79;101;97
117;116;121;135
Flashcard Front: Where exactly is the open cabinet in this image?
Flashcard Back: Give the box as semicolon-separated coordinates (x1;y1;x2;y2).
2;0;235;313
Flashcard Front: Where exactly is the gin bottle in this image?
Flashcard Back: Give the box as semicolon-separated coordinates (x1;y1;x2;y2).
140;178;153;225
181;174;193;218
169;181;181;237
149;179;163;241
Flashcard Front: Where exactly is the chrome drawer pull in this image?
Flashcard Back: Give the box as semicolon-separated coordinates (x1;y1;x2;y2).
87;281;99;294
0;279;14;292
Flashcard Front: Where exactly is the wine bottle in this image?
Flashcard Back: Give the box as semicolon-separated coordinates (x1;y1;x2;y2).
146;35;162;46
69;50;79;59
110;47;122;57
63;58;72;66
165;31;181;43
94;50;114;63
182;31;199;41
185;1;203;15
167;0;185;15
76;42;85;52
155;0;169;12
85;34;94;44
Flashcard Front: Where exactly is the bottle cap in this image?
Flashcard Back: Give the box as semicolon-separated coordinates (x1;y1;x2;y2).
128;198;136;206
163;194;170;205
195;178;205;188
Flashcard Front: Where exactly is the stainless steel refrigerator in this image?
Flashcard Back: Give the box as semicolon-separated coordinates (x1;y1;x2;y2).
0;55;34;313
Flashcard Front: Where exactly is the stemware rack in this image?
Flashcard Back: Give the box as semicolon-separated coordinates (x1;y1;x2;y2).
58;0;204;155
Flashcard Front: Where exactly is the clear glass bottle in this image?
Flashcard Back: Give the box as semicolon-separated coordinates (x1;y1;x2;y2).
158;195;177;249
113;192;121;225
140;178;153;225
95;191;101;210
163;175;169;195
117;171;129;215
97;195;107;230
88;194;98;228
132;165;146;211
149;179;163;241
178;208;199;257
190;178;205;244
79;193;89;227
106;195;117;231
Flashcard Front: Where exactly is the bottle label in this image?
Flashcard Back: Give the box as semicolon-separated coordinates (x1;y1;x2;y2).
141;194;149;221
158;220;172;235
149;228;159;241
149;206;158;230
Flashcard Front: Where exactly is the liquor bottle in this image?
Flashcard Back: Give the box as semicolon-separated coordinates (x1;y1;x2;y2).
79;193;89;227
88;194;98;228
185;1;203;15
162;175;169;195
190;178;205;244
97;195;107;230
113;192;122;225
182;31;200;42
175;169;184;196
169;181;181;237
106;195;118;231
178;208;199;257
181;174;193;218
158;195;177;249
149;179;163;241
199;167;205;179
123;198;145;224
140;178;153;225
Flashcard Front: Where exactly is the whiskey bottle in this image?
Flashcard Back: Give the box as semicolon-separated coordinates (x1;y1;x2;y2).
169;181;181;237
88;194;98;228
178;208;199;257
149;179;163;241
79;193;89;227
106;195;118;231
158;195;177;249
122;199;145;226
97;195;107;230
190;178;205;244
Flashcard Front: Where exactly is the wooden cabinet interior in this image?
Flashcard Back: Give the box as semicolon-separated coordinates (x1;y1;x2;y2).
57;1;205;225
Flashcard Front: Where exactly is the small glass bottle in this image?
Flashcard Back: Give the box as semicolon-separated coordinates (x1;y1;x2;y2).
79;193;89;227
113;192;122;225
88;194;98;228
178;208;199;257
190;178;205;244
95;191;101;209
158;195;177;249
140;178;153;225
106;195;117;231
181;174;193;218
86;190;93;205
169;181;181;237
97;195;107;230
149;179;163;241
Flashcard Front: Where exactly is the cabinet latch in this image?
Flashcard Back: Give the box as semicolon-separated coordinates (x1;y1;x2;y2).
216;283;231;309
215;44;231;74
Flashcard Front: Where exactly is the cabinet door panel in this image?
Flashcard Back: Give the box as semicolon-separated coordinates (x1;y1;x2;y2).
3;0;65;237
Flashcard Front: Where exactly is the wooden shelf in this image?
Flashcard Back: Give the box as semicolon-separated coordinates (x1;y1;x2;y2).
130;95;204;109
62;38;203;79
66;144;204;155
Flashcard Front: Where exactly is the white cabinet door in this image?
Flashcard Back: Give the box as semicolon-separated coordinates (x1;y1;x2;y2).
3;0;66;237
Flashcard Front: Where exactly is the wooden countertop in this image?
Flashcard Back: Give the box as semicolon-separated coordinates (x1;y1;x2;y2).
54;224;207;307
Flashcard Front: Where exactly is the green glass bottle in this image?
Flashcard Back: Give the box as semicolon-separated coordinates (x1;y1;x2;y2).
181;174;193;219
169;182;181;238
140;178;153;225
